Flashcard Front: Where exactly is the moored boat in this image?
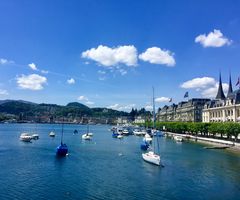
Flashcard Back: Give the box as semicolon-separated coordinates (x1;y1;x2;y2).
49;131;56;137
20;133;32;142
142;87;161;166
31;134;39;140
56;122;68;157
173;135;183;142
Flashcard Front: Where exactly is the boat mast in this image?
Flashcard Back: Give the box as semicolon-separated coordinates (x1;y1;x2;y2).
153;87;160;155
152;87;155;129
61;118;64;144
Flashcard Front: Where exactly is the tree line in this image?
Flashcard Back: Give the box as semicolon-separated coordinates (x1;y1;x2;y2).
143;121;240;141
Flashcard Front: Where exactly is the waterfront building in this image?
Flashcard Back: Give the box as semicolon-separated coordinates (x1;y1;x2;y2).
134;116;146;124
158;98;210;122
202;74;240;122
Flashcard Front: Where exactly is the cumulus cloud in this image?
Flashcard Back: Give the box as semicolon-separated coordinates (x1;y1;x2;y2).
0;58;14;65
139;47;176;66
155;97;171;103
180;77;216;89
145;105;153;111
82;45;138;67
0;89;8;95
41;70;49;74
98;70;106;75
78;95;88;101
180;76;228;98
67;78;75;84
16;74;47;90
86;101;95;105
28;63;38;71
195;29;232;47
107;103;136;111
201;83;228;98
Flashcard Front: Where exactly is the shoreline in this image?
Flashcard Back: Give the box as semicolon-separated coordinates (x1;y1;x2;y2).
163;131;240;153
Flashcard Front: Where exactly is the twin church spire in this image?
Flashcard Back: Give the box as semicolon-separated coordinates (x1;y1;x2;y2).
216;72;233;100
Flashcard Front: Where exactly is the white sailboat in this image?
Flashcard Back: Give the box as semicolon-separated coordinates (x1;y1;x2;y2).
82;123;93;140
142;87;161;166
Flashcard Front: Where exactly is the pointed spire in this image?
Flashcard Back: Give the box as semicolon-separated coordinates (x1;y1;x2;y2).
216;72;226;100
227;72;233;98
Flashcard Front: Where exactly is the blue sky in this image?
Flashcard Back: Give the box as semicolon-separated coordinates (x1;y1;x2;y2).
1;0;240;111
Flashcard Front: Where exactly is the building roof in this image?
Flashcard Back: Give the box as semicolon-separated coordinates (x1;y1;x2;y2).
216;73;226;100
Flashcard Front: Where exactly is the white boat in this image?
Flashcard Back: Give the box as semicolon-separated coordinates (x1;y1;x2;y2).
82;133;92;140
49;131;56;137
144;133;152;143
142;87;161;166
82;124;93;140
133;129;147;136
117;135;124;139
173;135;183;142
142;151;160;166
20;133;32;142
87;133;93;136
122;129;129;135
31;134;39;140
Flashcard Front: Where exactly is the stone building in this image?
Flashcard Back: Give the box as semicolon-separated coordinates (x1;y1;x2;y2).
202;74;240;122
158;98;210;122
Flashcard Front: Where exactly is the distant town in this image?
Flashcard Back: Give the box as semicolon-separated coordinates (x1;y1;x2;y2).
0;74;239;125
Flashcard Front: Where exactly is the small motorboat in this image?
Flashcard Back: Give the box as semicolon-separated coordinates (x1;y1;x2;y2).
20;133;32;142
144;133;152;143
49;131;56;137
31;134;39;140
173;135;183;142
117;135;124;139
122;129;129;135
82;133;92;140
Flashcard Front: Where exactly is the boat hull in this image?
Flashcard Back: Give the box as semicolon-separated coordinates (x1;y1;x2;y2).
56;144;68;156
142;151;160;166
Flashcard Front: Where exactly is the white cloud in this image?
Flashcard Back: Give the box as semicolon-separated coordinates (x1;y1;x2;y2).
201;83;228;98
98;70;106;75
180;76;228;98
0;58;14;65
107;104;120;110
119;69;127;76
155;97;171;103
145;105;153;111
98;77;106;81
139;47;176;66
78;95;88;101
82;45;138;67
16;74;47;90
67;78;75;84
41;70;49;74
107;103;136;111
0;89;8;95
86;101;95;105
195;29;232;47
180;77;216;89
28;63;38;71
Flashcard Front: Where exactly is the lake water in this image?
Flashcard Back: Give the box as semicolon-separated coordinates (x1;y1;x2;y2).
0;124;240;200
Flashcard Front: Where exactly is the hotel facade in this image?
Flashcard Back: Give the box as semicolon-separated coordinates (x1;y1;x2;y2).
157;74;240;123
202;74;240;122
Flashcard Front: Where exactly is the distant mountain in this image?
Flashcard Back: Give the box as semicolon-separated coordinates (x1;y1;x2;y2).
0;99;129;122
0;99;37;105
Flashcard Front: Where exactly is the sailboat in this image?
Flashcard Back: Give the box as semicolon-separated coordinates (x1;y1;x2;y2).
56;122;68;156
82;123;93;140
142;87;161;166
